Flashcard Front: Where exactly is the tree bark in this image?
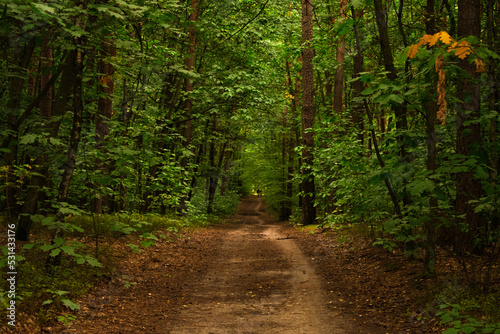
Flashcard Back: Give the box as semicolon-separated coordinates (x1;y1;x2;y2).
424;0;438;274
351;7;365;146
300;0;316;225
454;0;483;255
333;0;348;118
3;39;36;219
93;40;116;214
178;0;201;215
220;144;232;196
57;44;85;204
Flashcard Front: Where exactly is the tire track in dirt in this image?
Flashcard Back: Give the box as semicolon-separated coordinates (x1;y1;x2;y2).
166;197;350;334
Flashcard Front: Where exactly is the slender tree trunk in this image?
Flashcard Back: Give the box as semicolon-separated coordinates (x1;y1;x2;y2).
300;0;316;225
207;142;226;214
352;5;402;219
178;0;200;215
15;37;54;240
220;144;232;196
281;109;291;221
487;0;499;231
424;0;438;274
57;41;86;204
373;0;414;252
4;39;36;220
455;0;483;255
351;7;365;146
93;40;116;214
333;0;348;118
39;35;53;118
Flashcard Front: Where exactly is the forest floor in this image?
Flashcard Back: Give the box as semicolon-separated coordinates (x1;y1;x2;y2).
41;196;448;334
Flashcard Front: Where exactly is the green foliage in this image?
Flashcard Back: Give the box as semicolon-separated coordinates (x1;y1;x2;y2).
438;303;500;334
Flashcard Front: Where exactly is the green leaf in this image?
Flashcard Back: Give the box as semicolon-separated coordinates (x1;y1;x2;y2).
53;237;65;247
61;299;80;311
49;248;61;257
23;243;35;250
39;244;55;251
33;3;56;14
461;326;476;334
42;299;53;306
19;134;38;145
84;256;102;267
60;245;76;256
140;240;155;248
126;244;141;253
443;328;460;334
75;256;85;265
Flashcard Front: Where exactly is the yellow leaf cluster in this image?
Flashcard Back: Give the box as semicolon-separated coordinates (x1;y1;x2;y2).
447;41;472;60
407;31;484;125
407;31;454;59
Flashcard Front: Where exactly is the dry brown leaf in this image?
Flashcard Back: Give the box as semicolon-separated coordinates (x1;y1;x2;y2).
475;58;485;73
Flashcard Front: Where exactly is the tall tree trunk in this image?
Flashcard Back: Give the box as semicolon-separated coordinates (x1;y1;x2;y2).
424;0;438;274
93;41;116;214
300;0;316;225
455;0;483;255
220;144;232;196
373;0;414;252
486;0;499;236
207;142;226;214
333;0;348;118
39;35;53;118
351;7;365;146
3;39;36;220
57;41;86;204
178;0;200;215
15;37;54;240
352;5;402;219
281;109;292;221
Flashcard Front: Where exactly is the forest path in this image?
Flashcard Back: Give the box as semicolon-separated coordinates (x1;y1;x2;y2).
166;197;348;334
61;197;389;334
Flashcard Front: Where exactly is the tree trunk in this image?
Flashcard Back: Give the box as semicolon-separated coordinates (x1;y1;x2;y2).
351;7;365;146
4;39;36;220
333;0;348;118
486;0;499;236
373;0;414;252
93;41;116;214
352;4;402;219
207;115;226;214
15;36;54;241
39;35;53;118
220;144;232;196
178;0;200;215
424;0;438;274
57;43;85;204
300;0;316;225
454;0;483;255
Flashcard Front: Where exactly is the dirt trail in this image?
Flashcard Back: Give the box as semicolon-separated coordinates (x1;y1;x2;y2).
166;197;349;334
60;197;388;333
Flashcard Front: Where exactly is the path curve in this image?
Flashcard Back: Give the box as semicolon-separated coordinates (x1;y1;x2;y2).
166;197;349;333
